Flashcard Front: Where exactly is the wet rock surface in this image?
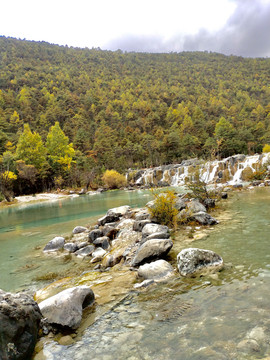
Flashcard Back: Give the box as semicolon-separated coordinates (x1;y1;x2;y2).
138;259;174;280
0;289;42;360
177;248;224;276
38;286;95;329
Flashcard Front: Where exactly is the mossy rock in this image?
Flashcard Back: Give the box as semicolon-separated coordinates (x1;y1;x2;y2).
242;166;254;181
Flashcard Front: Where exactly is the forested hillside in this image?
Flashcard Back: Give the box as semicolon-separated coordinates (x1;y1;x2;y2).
0;36;270;196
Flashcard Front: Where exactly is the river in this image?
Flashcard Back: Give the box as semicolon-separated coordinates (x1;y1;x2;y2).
2;187;270;359
0;190;152;292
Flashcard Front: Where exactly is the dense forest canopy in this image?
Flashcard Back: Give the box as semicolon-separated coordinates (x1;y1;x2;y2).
0;36;270;196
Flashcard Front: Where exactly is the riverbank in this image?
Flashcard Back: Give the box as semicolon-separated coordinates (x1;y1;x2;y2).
32;185;270;360
2;184;268;359
27;188;228;356
0;190;103;208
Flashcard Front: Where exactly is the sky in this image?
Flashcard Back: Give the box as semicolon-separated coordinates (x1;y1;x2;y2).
1;0;270;57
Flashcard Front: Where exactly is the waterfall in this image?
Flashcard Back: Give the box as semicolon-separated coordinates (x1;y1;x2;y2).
228;154;261;185
200;161;219;183
128;153;270;187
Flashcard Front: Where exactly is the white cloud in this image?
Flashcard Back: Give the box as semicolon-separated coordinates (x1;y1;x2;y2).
0;0;236;48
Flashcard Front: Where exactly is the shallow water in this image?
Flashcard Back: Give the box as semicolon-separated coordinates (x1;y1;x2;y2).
0;190;153;292
38;187;270;359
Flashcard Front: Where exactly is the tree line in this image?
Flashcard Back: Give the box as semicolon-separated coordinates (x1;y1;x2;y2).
0;36;270;198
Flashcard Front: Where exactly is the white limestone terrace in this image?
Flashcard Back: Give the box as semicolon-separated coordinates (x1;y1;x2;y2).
127;153;270;187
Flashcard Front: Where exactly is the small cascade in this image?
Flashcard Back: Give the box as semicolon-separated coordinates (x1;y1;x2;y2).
200;161;219;183
171;166;190;185
228;154;261;185
161;169;171;184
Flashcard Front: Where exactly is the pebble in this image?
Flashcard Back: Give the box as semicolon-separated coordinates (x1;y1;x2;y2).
58;335;73;346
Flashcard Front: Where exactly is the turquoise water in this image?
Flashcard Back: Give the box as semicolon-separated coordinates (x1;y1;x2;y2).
0;190;152;292
2;187;270;359
38;187;270;359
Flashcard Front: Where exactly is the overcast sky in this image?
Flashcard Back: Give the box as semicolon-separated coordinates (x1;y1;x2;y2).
1;0;270;57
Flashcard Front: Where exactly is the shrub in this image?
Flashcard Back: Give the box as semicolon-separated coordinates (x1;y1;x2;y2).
263;144;270;153
186;178;215;203
147;190;178;227
102;169;127;189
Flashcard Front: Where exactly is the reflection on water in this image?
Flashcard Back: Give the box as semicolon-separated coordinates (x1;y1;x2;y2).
37;187;270;359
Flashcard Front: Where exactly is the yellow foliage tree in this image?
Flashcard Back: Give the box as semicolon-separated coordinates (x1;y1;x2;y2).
148;190;178;227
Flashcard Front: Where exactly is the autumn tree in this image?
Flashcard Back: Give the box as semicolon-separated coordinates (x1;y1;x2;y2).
46;121;75;176
0;152;17;201
16;124;48;173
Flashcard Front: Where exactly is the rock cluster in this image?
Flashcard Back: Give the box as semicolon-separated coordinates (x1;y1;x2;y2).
42;193;222;286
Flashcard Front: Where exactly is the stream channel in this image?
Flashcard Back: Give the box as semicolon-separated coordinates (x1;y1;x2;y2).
1;187;270;359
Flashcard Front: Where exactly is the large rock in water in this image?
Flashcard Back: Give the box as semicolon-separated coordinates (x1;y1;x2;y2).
0;289;42;360
131;238;173;267
38;286;95;329
177;248;224;276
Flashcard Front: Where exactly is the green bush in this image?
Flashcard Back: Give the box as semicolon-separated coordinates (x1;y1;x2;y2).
102;169;127;189
148;190;178;227
186;168;216;202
